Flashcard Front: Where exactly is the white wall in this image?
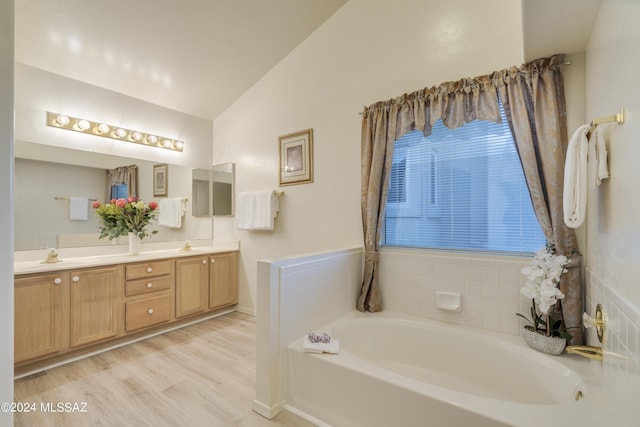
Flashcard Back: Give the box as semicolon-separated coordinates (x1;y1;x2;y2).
213;0;524;315
0;1;14;425
584;1;640;424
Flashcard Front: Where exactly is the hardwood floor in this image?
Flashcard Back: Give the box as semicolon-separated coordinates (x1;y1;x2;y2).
14;312;314;427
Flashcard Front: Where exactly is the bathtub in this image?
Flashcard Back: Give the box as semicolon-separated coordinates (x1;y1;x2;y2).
286;312;608;427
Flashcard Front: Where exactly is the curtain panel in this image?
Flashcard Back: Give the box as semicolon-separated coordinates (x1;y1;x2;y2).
358;54;582;344
106;164;138;202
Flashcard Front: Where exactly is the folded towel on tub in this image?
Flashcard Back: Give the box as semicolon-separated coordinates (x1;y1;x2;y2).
303;333;340;354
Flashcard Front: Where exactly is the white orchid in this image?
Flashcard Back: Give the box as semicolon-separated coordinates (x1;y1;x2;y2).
517;245;572;338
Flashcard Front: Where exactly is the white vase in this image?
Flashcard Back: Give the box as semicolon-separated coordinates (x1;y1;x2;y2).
522;326;566;356
128;232;141;255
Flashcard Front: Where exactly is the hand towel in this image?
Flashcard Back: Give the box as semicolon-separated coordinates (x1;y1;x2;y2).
252;190;279;230
69;197;88;221
158;198;183;228
302;335;340;354
593;128;609;185
563;124;590;228
236;192;255;230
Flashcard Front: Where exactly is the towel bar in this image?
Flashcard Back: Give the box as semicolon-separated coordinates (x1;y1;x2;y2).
586;109;624;139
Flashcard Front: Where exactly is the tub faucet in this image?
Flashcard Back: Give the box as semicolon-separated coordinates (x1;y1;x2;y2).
41;248;62;264
565;345;603;361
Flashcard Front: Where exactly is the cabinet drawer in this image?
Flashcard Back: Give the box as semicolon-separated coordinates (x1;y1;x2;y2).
125;276;171;297
125;293;171;332
125;260;171;280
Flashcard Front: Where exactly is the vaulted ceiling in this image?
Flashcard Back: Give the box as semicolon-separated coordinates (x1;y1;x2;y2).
15;0;348;120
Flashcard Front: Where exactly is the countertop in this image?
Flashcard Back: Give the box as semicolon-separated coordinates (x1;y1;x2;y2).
14;240;239;275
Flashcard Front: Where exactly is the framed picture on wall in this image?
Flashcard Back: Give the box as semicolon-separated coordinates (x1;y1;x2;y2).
153;163;168;197
279;128;313;186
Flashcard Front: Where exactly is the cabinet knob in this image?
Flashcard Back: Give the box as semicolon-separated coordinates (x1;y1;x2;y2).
54;278;62;285
72;276;80;282
146;282;153;288
202;259;207;264
147;308;154;315
210;259;215;264
146;267;153;273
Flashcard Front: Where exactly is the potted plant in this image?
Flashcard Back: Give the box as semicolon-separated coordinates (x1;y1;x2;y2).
516;244;572;355
92;197;159;255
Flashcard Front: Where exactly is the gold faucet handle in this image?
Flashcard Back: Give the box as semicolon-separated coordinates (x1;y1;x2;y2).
583;304;606;344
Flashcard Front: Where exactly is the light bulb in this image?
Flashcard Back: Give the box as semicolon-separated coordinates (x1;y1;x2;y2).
97;123;110;134
77;119;91;131
55;114;70;126
147;135;158;144
163;139;173;148
174;140;184;150
132;131;143;141
115;128;127;138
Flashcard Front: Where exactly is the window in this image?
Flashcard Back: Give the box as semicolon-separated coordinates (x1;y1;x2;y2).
383;102;545;254
111;183;128;200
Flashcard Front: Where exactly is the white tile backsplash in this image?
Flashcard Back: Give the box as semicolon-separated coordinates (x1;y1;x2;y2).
379;248;531;335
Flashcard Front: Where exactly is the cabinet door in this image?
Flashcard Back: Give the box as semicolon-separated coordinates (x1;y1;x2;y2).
209;252;238;309
175;256;208;318
70;266;122;348
14;273;70;364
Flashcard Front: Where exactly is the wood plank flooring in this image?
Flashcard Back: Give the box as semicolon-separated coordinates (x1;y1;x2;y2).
14;312;314;427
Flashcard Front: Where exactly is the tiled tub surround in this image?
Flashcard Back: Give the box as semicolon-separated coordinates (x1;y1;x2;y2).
378;248;533;336
254;247;363;418
585;268;640;425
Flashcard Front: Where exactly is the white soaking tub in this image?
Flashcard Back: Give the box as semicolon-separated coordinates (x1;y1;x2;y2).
286;312;609;427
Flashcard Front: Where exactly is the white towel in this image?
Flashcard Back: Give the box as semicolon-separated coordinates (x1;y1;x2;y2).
563;124;590;228
302;336;340;354
593;128;609;185
236;192;255;230
158;198;183;228
69;197;88;221
252;190;279;230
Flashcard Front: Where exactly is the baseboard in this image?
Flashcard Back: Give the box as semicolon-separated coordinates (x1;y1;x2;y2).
235;304;256;317
283;404;330;427
252;399;285;420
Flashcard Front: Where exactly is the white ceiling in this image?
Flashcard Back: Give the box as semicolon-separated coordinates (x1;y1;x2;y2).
16;0;603;121
15;0;348;120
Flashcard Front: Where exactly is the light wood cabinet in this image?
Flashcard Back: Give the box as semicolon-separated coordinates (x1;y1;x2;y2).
15;249;238;370
69;265;123;348
175;256;209;318
14;272;70;364
209;252;238;310
124;260;173;332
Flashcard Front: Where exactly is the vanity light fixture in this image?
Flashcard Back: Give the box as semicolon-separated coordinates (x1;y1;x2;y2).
46;111;185;152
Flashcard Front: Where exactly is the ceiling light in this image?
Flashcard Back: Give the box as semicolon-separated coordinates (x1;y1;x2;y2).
96;123;110;134
76;119;91;131
55;114;70;126
46;111;184;152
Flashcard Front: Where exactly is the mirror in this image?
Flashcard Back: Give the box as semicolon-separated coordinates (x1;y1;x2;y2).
14;140;213;250
212;163;234;216
192;168;212;217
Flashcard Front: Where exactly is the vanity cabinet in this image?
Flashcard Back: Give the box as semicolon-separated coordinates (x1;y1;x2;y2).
124;260;173;332
69;266;123;347
14;272;70;364
209;252;238;310
14;249;238;372
175;256;209;318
